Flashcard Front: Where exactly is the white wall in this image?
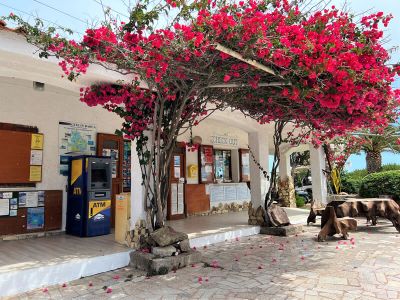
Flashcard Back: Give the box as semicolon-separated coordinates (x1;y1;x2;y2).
0;77;123;229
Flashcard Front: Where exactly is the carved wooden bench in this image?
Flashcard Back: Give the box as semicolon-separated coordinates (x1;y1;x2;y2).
336;198;400;233
317;206;357;241
307;200;325;225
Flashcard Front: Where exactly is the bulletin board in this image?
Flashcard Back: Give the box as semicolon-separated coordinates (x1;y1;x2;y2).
0;128;43;184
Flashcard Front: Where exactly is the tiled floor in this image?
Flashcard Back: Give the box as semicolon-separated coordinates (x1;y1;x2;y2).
0;232;128;273
15;217;400;299
167;208;309;239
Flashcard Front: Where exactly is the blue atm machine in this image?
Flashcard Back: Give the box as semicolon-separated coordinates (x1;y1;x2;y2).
66;156;112;237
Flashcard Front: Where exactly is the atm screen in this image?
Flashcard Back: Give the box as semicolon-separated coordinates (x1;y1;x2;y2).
91;168;108;183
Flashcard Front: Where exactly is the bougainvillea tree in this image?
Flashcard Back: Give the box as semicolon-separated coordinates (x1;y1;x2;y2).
5;0;399;228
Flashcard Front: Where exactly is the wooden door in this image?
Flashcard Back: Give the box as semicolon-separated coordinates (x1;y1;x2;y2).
44;190;62;231
167;148;186;220
97;133;124;227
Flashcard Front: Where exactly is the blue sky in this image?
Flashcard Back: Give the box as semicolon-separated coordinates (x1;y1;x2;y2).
1;0;399;171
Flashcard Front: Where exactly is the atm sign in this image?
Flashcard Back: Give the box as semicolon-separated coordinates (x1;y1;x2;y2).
88;200;111;218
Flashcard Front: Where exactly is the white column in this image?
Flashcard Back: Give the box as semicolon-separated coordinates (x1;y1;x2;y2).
278;148;291;180
309;146;328;205
130;139;147;229
248;132;269;208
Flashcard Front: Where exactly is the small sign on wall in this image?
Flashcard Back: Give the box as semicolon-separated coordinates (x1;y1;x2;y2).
30;150;43;165
29;166;42;182
31;134;44;150
210;133;239;147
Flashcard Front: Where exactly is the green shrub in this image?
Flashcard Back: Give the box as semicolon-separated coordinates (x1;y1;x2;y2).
340;176;363;194
359;170;400;201
340;169;367;194
295;195;305;208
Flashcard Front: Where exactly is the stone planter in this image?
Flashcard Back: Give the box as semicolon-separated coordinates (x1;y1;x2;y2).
130;250;202;276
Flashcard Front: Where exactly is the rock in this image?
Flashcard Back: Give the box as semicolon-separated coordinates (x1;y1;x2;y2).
150;226;188;247
176;239;191;252
267;204;290;227
152;246;177;257
260;224;303;236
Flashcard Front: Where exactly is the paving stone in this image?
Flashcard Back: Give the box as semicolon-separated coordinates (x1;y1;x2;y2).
11;218;400;300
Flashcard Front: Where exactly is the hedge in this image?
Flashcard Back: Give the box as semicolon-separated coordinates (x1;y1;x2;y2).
341;164;400;194
359;170;400;201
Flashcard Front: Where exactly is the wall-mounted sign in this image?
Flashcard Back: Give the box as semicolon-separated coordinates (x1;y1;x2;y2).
210;133;239;147
30;150;43;165
31;134;44;150
29;166;42;182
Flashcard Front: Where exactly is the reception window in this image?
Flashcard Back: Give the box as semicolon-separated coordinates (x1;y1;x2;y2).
214;150;232;182
199;145;214;183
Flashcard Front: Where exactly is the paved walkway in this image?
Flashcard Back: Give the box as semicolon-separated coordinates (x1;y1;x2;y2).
13;219;400;300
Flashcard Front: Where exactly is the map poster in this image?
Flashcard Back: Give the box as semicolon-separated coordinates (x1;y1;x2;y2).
59;121;97;176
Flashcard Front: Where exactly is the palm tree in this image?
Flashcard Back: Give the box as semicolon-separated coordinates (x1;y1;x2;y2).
356;125;400;173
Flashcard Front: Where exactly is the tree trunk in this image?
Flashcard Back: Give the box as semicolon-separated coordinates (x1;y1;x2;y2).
366;151;382;174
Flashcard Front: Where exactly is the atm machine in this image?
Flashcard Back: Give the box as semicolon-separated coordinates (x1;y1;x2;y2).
66;156;112;237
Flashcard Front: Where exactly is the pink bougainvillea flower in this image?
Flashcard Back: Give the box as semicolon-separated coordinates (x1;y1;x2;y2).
106;287;112;293
300;256;305;261
113;275;120;280
205;278;209;282
42;288;48;293
198;276;203;283
211;260;219;268
62;283;67;288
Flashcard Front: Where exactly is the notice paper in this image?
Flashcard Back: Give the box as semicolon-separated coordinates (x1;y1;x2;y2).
31;133;44;150
29;166;42;182
0;198;9;216
25;192;39;208
1;192;12;199
30;150;43;165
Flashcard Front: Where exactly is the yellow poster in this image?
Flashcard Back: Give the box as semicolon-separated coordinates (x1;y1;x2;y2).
31;134;44;150
331;168;341;194
29;165;42;182
88;200;111;218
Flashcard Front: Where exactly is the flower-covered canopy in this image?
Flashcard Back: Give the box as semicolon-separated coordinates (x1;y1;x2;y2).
7;0;400;143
